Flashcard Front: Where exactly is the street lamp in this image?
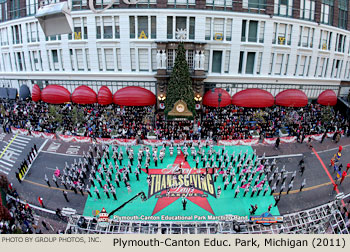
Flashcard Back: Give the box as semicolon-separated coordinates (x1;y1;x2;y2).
194;94;202;102
158;94;166;101
218;93;222;107
194;94;202;110
158;94;166;110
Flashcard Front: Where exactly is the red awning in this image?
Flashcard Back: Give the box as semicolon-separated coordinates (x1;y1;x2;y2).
97;86;113;105
113;86;156;106
41;85;71;104
275;89;308;107
317;90;337;106
202;88;231;107
71;86;97;104
232;89;274;108
32;84;41;102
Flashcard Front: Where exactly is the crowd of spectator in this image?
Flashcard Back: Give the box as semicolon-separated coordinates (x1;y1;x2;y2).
0;99;349;141
200;104;349;141
0;100;155;139
0;189;39;234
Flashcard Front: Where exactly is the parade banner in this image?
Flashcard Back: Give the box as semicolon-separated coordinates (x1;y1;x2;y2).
96;138;118;145
143;139;166;146
303;134;324;142
327;132;335;138
43;132;56;140
74;136;92;143
325;131;344;139
239;139;259;146
303;136;311;142
11;127;29;135
311;134;323;141
6;127;338;146
58;135;77;142
217;140;241;146
141;139;214;146
114;139;137;146
31;131;56;140
58;135;92;143
192;140;214;145
280;136;297;144
262;138;277;145
218;139;259;146
262;136;297;145
31;131;42;138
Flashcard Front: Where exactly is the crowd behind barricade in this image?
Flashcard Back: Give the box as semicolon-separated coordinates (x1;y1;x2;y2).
0;99;349;141
0;185;38;234
201;104;349;141
0;100;155;139
0;180;65;234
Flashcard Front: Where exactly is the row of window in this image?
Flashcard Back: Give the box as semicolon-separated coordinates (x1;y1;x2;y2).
343;60;350;80
238;51;345;79
238;51;263;75
205;17;233;41
1;17;349;54
1;0;236;21
313;56;344;79
0;0;348;30
97;48;122;72
242;1;347;29
130;16;156;39
241;20;265;43
1;47;349;81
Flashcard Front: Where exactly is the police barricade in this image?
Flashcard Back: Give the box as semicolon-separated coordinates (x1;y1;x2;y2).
11;127;29;135
31;131;56;140
61;207;77;217
218;139;259;146
58;135;92;143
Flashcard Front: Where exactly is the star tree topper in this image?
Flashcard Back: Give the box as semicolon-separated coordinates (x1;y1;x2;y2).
176;28;187;42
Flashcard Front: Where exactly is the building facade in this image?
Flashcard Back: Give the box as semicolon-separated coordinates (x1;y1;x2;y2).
0;0;350;100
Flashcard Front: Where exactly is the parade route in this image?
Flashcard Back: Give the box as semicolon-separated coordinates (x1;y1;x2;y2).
1;130;350;218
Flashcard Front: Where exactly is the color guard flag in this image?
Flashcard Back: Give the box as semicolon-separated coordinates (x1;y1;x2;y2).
54;169;60;177
240;183;250;189
256;181;264;187
256;165;264;172
337;171;341;179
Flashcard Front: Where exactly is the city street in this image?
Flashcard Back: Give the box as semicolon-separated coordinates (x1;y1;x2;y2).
1;130;350;216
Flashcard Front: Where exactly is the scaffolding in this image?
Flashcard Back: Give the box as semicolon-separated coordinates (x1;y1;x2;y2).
65;193;350;234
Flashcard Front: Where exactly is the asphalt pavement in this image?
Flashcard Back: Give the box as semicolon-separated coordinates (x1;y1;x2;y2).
1;130;350;216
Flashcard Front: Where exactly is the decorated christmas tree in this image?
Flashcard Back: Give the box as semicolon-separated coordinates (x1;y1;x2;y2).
165;43;195;117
